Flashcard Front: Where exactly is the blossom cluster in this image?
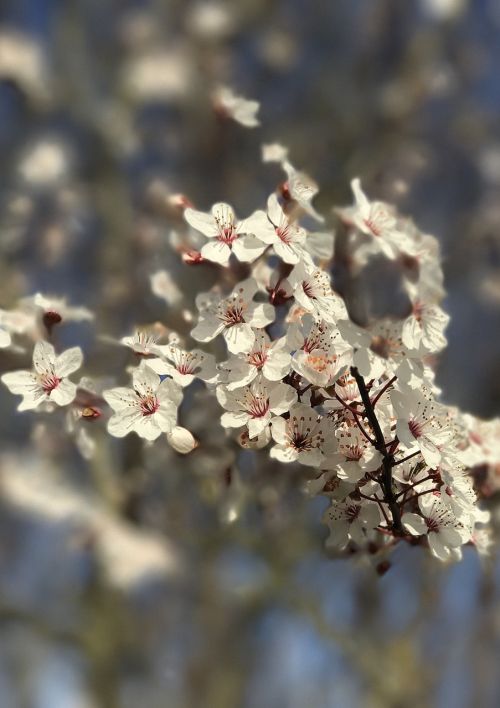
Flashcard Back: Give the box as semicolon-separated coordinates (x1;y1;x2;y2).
1;98;498;566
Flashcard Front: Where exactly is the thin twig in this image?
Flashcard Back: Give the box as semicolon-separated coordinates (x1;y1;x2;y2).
333;392;376;446
392;449;422;467
370;375;397;408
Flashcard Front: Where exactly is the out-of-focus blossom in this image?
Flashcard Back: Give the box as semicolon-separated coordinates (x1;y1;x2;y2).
212;86;260;128
124;48;193;101
186;2;235;40
0;31;50;103
18;138;72;187
262;143;289;163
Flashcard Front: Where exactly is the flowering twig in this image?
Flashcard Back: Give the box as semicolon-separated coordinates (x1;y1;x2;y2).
350;366;404;534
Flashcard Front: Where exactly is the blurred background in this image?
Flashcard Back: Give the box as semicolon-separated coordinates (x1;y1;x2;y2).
0;0;499;706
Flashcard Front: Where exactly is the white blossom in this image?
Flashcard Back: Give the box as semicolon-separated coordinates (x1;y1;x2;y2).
250;194;309;264
270;403;335;467
150;270;183;306
339;178;414;259
216;377;297;439
103;364;182;441
402;494;469;560
335;426;383;483
146;343;217;387
391;387;452;467
218;329;291;390
288;317;351;387
191;278;274;354
322;496;381;550
401;297;450;353
120;331;162;356
1;340;83;411
185;202;267;265
288;262;347;323
282;160;324;223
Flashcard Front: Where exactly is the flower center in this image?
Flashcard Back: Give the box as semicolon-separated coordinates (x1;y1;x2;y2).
246;394;269;419
291;432;313;451
214;208;238;245
363;217;382;236
306;352;333;373
408;418;423;439
220;303;245;326
345;504;361;523
276;224;292;244
425;516;439;533
363;206;392;237
345;444;364;461
140;394;159;416
175;352;199;375
217;225;238;244
303;324;327;353
41;372;60;394
302;280;317;299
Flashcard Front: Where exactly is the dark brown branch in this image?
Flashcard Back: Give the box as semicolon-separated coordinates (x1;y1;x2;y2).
350;366;405;535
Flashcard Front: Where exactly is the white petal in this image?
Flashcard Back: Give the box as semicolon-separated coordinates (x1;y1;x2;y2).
132;365;160;396
305;231;334;260
270;416;287;444
262;350;291;380
1;370;37;395
428;533;451;561
223;323;255;354
247;303;274;328
211;202;235;224
402;512;427;536
50;379;77;406
133;415;164;440
107;409;141;437
55;346;83;377
273;240;301;264
144;358;176;377
151;403;177;433
240;210;275;243
248;416;269;439
232;235;267;262
220;411;248;428
191;316;223;343
402;316;422;350
269;383;297;415
267;193;285;225
270;444;297;463
184;207;217;237
18;392;47;411
0;328;11;348
103;387;138;411
419;436;441;467
351;177;370;212
33;340;56;374
201;240;231;265
157;377;183;407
